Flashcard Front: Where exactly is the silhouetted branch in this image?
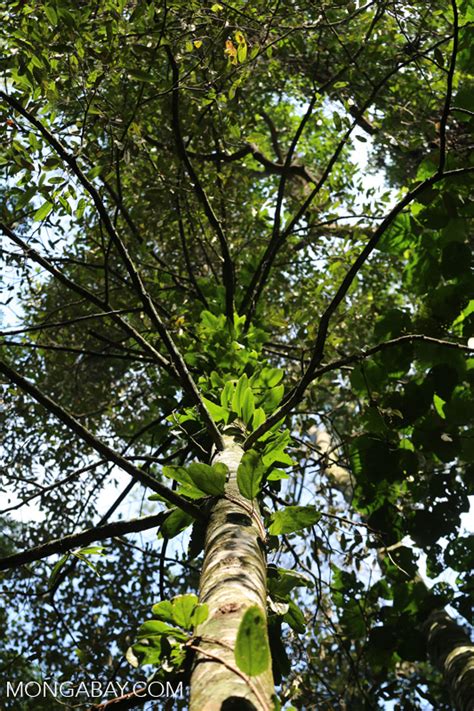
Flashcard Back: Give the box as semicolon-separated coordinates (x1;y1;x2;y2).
0;514;167;571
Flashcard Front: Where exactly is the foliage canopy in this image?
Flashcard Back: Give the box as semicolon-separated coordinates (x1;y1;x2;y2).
1;0;473;709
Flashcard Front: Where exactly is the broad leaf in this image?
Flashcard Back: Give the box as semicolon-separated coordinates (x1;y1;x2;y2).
151;600;175;623
187;462;227;496
268;506;321;535
237;449;266;499
235;605;271;676
160;509;194;539
202;396;229;423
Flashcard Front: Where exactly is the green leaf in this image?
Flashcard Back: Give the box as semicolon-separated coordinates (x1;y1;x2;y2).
128;69;155;83
262;368;284;387
162;465;207;498
220;380;235;409
137;620;187;641
237;42;247;63
260;384;284;413
434;47;444;66
433;393;446;419
16;185;37;209
151;600;175;623
262;447;293;468
44;5;58;24
49;553;69;588
268;506;321;535
168;594;209;629
267;469;289;481
252;407;266;430
71;552;102;576
172;594;199;628
74;546;105;556
232;373;249;415
131;642;163;666
267;567;312;598
191;603;209;626
202;396;228;423
34;201;53;221
241;387;255;426
235;605;271;676
187;462;227;496
283;599;306;633
160;509;194;539
237;449;266;499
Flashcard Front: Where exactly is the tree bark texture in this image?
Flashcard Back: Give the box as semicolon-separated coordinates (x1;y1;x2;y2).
190;434;274;711
424;610;474;711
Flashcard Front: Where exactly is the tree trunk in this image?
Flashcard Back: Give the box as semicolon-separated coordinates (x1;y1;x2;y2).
423;610;474;711
190;433;274;711
313;427;474;710
311;426;353;503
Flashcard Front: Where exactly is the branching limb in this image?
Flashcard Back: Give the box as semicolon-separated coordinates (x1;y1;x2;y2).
0;514;168;572
244;165;474;449
176;193;209;307
0;307;142;338
0;359;206;520
1;221;172;372
2;222;222;447
190;142;317;183
438;0;459;174
1;460;104;515
0;340;154;362
311;334;473;380
240;32;457;325
1;93;222;449
165;46;235;322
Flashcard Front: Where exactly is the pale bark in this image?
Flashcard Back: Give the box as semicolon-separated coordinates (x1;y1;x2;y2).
423;610;474;711
311;427;353;502
190;433;274;711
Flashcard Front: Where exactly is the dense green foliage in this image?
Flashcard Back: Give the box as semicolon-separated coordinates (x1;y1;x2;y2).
1;0;473;709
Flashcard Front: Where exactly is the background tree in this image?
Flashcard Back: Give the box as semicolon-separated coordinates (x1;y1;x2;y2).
1;1;473;709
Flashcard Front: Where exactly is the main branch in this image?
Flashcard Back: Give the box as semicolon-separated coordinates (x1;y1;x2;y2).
0;514;167;571
0;359;205;521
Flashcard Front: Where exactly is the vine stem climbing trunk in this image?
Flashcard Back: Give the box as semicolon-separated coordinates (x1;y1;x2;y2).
190;433;274;711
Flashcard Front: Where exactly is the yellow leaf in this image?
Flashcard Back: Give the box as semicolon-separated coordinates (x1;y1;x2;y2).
224;39;238;65
194;40;203;49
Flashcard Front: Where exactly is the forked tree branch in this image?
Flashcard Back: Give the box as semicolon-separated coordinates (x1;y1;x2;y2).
0;307;142;338
240;32;457;325
244;165;474;448
166;46;235;322
0;359;206;521
1;93;223;449
311;334;474;380
438;0;459;174
1;221;173;373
